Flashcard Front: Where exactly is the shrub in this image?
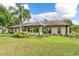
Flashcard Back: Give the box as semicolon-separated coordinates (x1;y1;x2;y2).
13;31;29;38
36;34;44;37
70;31;79;36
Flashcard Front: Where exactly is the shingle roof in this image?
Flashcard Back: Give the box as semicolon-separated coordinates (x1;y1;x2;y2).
42;20;69;26
12;20;69;28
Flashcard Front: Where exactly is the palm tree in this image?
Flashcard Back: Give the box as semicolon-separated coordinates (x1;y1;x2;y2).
9;4;31;24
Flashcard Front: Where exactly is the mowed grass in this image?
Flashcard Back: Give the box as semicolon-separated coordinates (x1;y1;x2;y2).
0;34;79;55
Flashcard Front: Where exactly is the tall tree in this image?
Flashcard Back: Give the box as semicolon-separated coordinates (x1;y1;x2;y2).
9;4;31;24
63;18;73;26
0;4;13;28
63;18;73;33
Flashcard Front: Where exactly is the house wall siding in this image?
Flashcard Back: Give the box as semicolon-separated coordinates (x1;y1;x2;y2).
13;28;16;33
51;27;58;35
66;26;69;35
60;26;66;35
67;26;69;35
12;25;69;36
51;26;69;35
0;30;3;33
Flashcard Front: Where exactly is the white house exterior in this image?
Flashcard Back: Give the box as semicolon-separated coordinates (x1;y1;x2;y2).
0;26;8;33
11;20;69;36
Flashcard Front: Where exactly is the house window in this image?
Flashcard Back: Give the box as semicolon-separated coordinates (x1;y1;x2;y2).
22;27;26;31
43;27;48;34
28;28;32;32
48;28;51;34
28;28;30;32
33;28;39;33
58;27;61;34
36;28;39;33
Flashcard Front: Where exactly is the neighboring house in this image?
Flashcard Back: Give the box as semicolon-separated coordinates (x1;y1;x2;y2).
11;20;69;35
0;26;8;33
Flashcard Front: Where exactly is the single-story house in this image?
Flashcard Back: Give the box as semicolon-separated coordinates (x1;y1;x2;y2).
11;20;69;35
0;26;8;33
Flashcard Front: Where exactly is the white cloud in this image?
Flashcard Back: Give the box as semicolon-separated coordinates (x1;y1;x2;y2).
0;0;78;17
0;0;79;24
31;1;79;21
26;12;63;23
29;0;79;23
54;1;79;24
55;3;78;18
0;0;29;9
21;4;29;9
36;12;62;20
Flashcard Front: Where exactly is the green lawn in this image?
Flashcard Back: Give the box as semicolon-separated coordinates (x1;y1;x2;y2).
0;34;79;56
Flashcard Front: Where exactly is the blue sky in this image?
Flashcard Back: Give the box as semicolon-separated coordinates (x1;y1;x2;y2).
28;3;56;15
0;0;79;24
73;4;79;24
25;3;79;24
21;3;79;24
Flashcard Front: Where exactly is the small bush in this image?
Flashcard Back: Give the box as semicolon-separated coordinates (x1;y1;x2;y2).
37;35;44;37
70;31;79;36
13;31;29;38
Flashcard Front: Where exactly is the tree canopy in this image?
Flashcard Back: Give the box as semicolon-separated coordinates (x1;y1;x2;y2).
9;4;31;24
0;5;13;28
63;18;73;26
